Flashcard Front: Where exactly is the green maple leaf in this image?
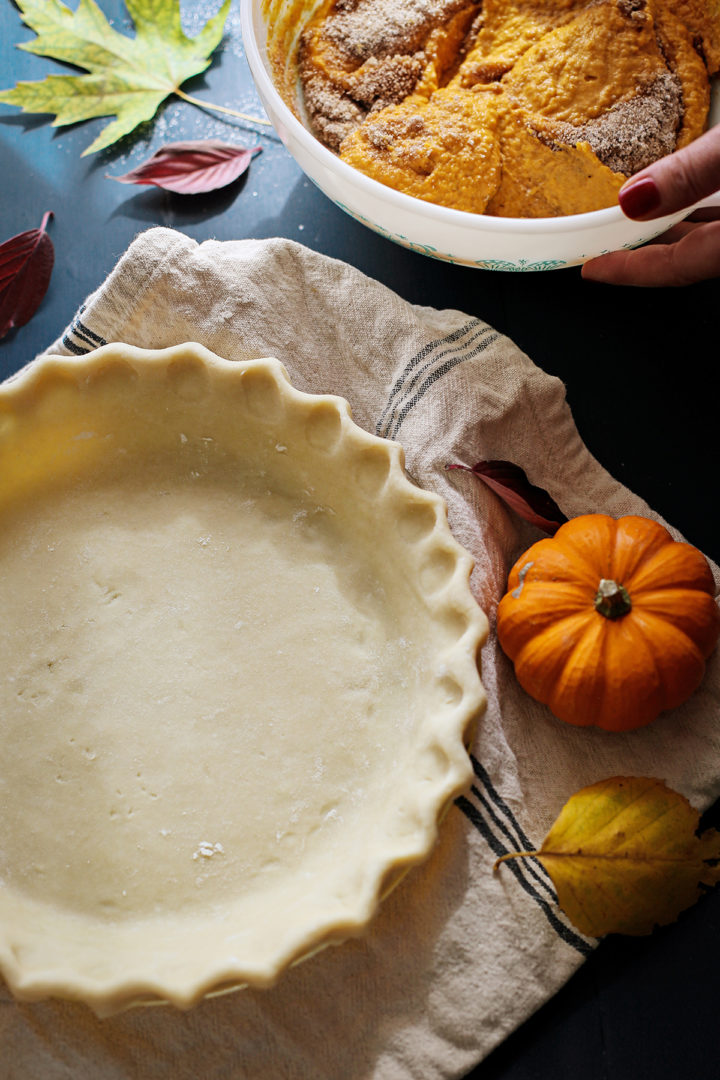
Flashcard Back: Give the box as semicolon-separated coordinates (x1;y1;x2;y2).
0;0;256;155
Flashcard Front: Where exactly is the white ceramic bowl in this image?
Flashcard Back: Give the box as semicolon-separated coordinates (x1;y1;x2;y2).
241;0;718;271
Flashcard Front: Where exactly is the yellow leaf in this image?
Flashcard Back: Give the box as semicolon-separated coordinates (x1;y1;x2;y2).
495;776;720;937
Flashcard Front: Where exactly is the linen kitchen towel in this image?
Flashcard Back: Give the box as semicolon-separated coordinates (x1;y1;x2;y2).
2;227;719;1080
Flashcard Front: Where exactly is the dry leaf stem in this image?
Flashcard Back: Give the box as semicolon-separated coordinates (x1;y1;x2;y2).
174;89;270;126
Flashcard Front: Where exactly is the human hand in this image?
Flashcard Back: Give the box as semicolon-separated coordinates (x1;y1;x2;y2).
582;124;720;287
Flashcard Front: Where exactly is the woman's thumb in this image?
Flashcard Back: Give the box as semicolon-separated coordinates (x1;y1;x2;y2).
618;124;720;220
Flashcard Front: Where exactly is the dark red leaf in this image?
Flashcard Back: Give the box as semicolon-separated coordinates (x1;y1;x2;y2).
107;140;262;195
0;211;54;340
447;459;567;534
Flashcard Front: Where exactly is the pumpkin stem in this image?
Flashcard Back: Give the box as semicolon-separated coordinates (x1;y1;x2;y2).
595;578;632;619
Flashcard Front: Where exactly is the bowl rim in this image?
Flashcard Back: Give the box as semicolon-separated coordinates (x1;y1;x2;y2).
239;0;689;237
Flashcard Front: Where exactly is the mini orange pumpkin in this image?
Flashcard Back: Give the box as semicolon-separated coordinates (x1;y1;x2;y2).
496;514;720;731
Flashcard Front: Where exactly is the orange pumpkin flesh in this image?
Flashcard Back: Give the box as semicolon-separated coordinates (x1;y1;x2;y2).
496;515;720;732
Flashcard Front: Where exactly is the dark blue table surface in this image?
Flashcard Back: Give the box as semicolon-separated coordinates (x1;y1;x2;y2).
2;3;719;1077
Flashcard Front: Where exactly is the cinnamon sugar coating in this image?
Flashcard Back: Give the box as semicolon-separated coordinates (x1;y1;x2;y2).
299;0;719;217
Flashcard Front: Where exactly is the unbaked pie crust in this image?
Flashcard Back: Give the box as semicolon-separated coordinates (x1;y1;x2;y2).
0;343;487;1016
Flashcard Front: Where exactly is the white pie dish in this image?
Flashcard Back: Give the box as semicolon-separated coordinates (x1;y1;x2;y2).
0;342;487;1017
240;0;719;271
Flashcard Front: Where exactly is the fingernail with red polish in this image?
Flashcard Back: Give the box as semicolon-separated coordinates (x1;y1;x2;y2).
619;176;661;219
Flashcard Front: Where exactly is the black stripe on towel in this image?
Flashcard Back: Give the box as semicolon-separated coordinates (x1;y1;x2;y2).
456;757;594;956
74;318;107;346
470;756;553;884
61;335;90;355
377;317;483;436
380;325;497;441
388;331;500;440
469;783;556;904
62;311;108;355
